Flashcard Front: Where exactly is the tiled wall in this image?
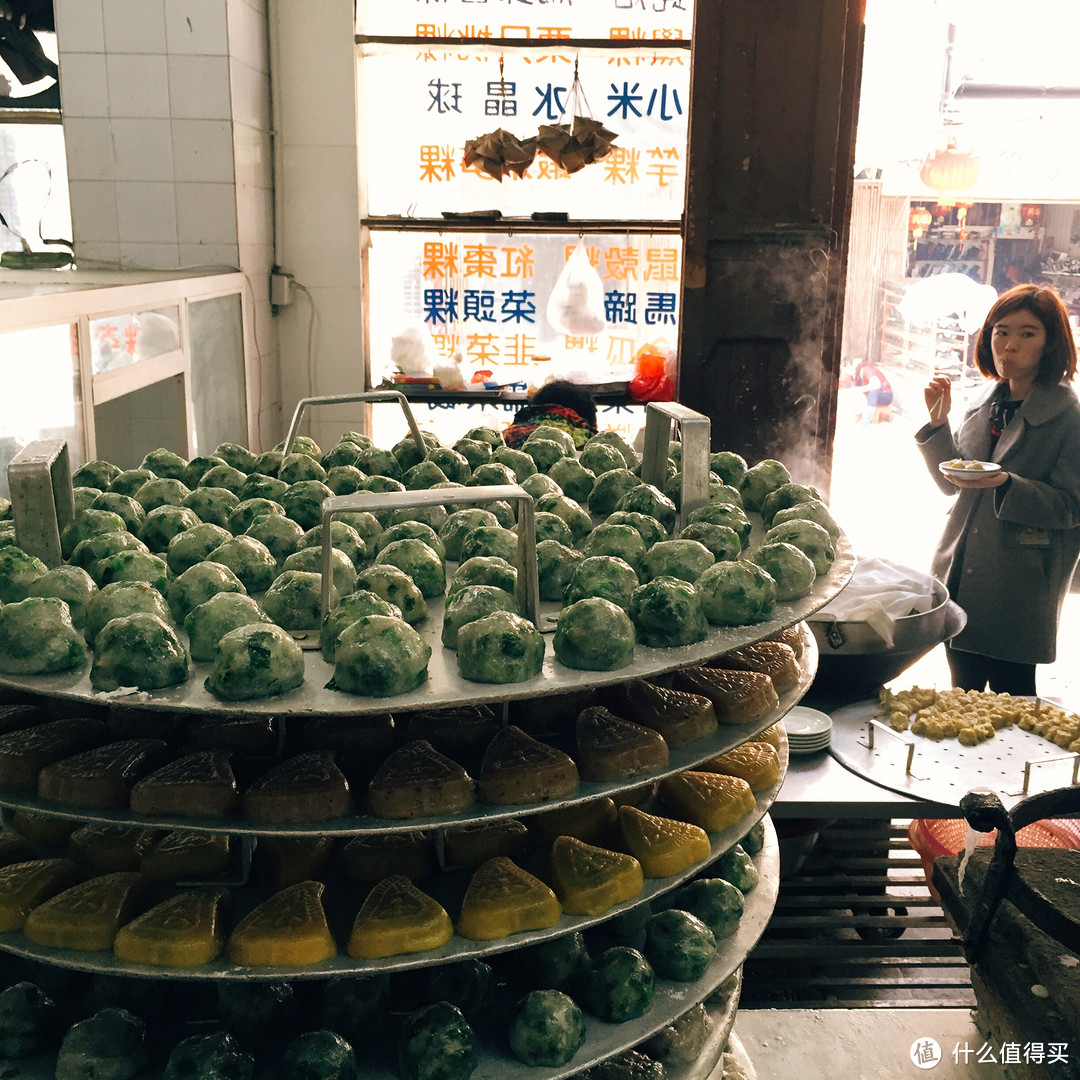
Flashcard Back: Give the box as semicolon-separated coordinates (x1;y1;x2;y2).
53;0;281;447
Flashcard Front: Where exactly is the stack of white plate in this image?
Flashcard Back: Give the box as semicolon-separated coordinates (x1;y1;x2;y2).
782;706;833;755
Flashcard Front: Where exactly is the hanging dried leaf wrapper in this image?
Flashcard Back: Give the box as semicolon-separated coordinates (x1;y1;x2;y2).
463;128;537;182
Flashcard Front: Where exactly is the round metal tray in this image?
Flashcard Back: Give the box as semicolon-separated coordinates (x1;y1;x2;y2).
830;697;1080;807
0;631;814;836
0;757;785;981
0;538;853;718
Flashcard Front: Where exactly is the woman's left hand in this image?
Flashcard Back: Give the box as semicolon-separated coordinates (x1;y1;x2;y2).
945;471;1010;490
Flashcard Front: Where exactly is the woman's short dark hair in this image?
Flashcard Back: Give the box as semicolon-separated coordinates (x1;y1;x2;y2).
973;283;1077;384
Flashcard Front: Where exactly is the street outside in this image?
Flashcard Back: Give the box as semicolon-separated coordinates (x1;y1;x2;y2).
828;402;1080;701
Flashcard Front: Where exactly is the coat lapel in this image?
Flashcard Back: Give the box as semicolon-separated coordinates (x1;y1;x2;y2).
993;383;1078;463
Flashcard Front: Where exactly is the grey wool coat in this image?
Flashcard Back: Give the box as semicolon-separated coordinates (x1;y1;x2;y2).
915;378;1080;664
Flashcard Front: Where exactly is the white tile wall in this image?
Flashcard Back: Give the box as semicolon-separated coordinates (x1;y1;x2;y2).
57;54;110;117
164;0;229;56
234;180;272;250
172;120;236;184
106;54;171;118
167;55;232;120
119;241;181;269
232;121;271;189
75;241;122;267
101;0;167;54
54;0;106;53
175;181;238;245
115;181;178;244
110;118;175;182
226;0;269;76
63;118;117;182
66;180;119;243
228;58;270;132
179;242;239;268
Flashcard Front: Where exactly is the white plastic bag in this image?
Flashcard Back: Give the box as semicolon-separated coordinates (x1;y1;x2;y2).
546;239;606;336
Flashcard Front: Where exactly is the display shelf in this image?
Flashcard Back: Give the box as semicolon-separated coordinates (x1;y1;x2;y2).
0;749;786;980
0;540;853;718
0;629;814;837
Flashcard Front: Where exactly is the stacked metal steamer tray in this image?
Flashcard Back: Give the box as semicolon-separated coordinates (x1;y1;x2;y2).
0;394;855;1080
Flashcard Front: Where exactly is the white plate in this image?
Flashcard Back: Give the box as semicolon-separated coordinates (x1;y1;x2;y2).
789;742;831;756
938;459;1001;479
783;706;833;737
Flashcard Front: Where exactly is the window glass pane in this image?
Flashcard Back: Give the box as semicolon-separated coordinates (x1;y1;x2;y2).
360;44;688;218
0;125;70;256
0;324;84;500
89;306;181;374
189;294;247;455
358;1;694;40
368;229;680;386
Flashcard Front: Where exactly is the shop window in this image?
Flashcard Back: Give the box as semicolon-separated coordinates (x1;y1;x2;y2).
356;1;693;440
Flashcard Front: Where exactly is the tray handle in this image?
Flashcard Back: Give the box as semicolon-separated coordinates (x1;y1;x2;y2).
639;401;711;533
282;391;425;462
319;484;540;628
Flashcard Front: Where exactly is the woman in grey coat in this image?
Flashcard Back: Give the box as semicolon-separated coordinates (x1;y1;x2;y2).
916;283;1080;694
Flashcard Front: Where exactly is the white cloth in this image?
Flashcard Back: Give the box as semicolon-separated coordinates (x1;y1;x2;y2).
808;556;938;648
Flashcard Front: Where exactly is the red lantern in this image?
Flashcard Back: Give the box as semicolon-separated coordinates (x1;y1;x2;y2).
909;205;933;240
919;137;980;205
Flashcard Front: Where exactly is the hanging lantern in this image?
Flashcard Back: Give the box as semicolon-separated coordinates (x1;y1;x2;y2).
919;136;980;206
909;205;933;241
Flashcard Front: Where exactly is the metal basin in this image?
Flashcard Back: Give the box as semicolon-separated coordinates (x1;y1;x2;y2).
808;575;967;701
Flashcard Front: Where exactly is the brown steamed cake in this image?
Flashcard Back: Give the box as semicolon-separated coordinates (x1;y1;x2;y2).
768;623;805;658
10;812;78;846
477;725;579;805
702;741;781;793
658;770;757;832
141;831;233;882
243;751;353;824
23;871;147;950
0;832;35;869
184;714;280;756
399;704;501;767
254;835;336;890
709;640;800;693
67;824;156;872
130;749;240;817
506;687;601;739
340;831;435;882
37;739;173;809
0;718;110;791
671;667;779;724
366;740;476;820
442;818;530;869
0;858;87;931
607;680;717;747
105;705;188;745
575;705;669;782
0;703;49;737
300;712;398;755
532;796;620;845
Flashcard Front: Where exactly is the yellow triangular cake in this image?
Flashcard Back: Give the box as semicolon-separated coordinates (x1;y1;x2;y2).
366;740;476;820
113;888;228;967
618;804;711;878
615;680;717;747
549;835;644;916
477;726;579;805
243;751;353;824
658;771;756;832
751;724;783;751
456;856;562;940
226;880;336;967
0;858;86;931
130;749;239;817
23;871;146;950
702;741;781;793
575;706;669;782
347;874;453;959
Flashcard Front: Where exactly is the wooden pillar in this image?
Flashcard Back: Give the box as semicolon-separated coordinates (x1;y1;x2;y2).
678;0;866;496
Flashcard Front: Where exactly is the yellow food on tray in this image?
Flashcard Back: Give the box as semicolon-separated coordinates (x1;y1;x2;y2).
226;880;336;967
618;804;711;878
347;874;452;959
658;771;756;832
0;859;85;932
23;872;146;950
455;856;562;941
548;835;644;916
113;888;227;967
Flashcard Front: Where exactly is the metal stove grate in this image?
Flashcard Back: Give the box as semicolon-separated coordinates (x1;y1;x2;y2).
740;819;975;1008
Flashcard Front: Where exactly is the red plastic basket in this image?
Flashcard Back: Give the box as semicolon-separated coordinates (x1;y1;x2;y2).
908;816;1080;901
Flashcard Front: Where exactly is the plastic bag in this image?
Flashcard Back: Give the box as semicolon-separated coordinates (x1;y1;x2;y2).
628;341;676;402
546;240;606;336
